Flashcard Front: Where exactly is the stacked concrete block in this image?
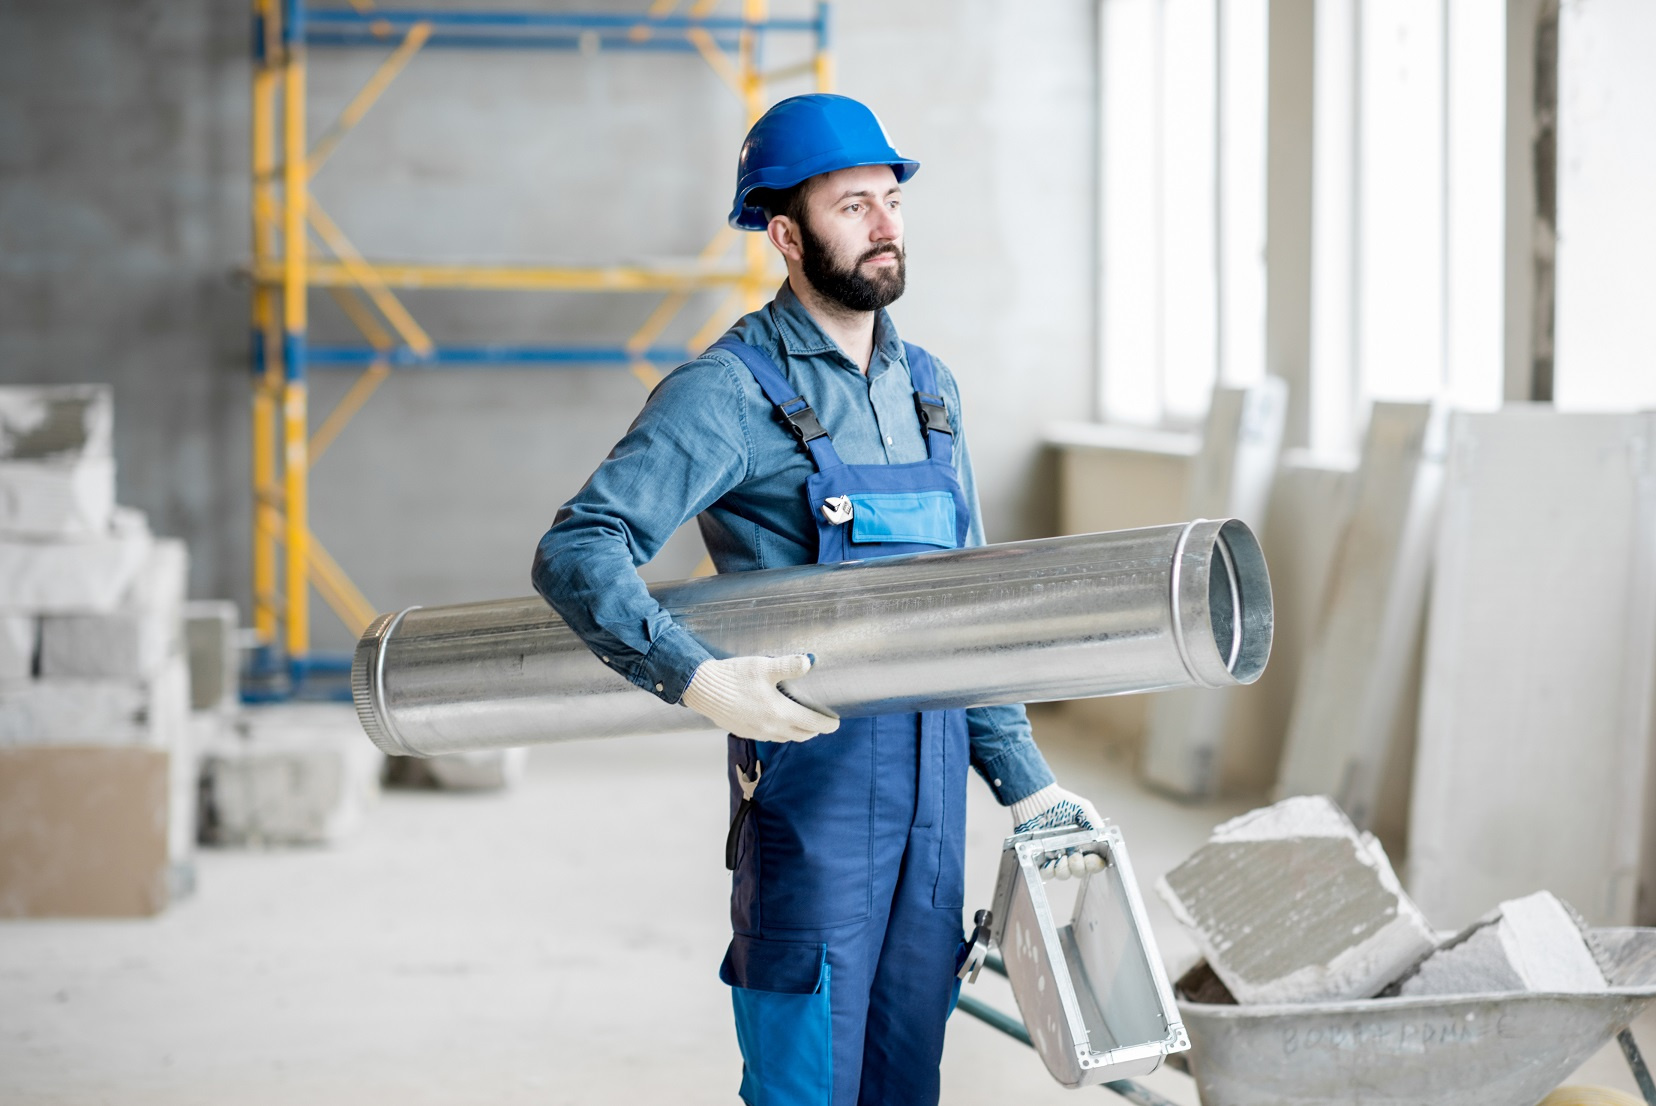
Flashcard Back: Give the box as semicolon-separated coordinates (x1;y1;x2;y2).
0;385;116;540
39;539;187;678
0;385;195;915
1394;891;1607;997
183;600;239;713
1157;796;1437;1004
0;616;36;685
199;703;383;846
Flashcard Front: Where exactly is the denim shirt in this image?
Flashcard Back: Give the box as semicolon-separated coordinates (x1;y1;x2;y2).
532;281;1055;806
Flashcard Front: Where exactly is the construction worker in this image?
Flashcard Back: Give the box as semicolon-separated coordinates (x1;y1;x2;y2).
533;93;1102;1106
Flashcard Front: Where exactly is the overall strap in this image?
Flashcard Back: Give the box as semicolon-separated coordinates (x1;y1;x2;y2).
902;342;955;467
711;337;845;472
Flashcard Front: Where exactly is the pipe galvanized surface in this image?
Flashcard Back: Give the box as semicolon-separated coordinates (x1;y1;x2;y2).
353;519;1272;758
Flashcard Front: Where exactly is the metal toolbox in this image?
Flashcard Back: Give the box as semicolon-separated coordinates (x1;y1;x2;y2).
988;824;1190;1088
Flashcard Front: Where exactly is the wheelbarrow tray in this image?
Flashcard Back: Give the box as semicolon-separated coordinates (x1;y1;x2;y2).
1177;927;1656;1106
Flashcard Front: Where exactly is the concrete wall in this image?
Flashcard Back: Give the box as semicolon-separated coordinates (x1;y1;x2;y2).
1;1;1098;653
0;1;250;612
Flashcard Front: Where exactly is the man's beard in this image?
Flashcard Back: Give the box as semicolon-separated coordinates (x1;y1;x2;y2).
798;216;907;313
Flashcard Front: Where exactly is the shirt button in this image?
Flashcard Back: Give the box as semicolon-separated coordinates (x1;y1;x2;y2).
886;435;894;445
601;656;610;664
993;778;1003;787
655;683;665;693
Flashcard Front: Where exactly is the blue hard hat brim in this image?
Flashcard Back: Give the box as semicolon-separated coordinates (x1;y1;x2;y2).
728;154;921;231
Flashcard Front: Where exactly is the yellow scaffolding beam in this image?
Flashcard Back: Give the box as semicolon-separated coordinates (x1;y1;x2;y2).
250;1;828;679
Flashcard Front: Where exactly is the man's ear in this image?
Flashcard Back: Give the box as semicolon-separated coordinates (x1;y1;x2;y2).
766;215;805;263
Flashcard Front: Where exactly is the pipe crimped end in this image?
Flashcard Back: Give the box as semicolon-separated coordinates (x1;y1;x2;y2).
352;607;422;758
1169;518;1274;689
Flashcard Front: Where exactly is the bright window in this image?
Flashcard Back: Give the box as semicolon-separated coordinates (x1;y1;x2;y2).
1099;0;1267;428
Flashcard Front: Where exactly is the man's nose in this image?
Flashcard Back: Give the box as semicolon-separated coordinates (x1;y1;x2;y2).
871;204;901;242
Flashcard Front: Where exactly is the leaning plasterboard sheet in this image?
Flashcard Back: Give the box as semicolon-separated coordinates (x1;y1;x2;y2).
1275;402;1447;841
1142;379;1287;798
1408;408;1656;928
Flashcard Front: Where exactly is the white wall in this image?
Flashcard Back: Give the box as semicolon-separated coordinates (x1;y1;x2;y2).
1554;0;1656;410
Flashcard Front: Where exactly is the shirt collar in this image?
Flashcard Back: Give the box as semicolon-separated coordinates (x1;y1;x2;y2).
769;279;906;378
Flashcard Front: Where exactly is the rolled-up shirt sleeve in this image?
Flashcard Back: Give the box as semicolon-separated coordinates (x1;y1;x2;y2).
933;356;1058;806
532;356;750;704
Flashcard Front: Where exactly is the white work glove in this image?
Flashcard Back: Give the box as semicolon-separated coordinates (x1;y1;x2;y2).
1010;783;1106;881
680;653;840;743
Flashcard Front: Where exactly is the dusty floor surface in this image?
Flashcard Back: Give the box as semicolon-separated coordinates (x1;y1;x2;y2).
1;704;1650;1104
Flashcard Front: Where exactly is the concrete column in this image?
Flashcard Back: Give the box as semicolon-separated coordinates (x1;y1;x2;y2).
1265;0;1317;449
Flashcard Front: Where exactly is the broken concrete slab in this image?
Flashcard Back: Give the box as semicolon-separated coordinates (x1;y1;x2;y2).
0;507;152;614
1157;795;1437;1004
0;384;112;461
199;704;381;846
0;615;37;683
0;455;116;538
183;600;238;712
39;538;187;679
1394;891;1607;997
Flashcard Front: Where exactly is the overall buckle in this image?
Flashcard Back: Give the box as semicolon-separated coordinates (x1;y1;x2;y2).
914;391;954;435
779;399;828;445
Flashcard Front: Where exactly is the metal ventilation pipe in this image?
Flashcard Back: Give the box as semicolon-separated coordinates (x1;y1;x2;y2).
353;518;1272;758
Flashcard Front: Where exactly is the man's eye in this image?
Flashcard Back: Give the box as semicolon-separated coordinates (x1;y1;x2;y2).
845;203;862;214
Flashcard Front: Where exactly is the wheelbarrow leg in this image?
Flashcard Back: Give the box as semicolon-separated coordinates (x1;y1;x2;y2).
1618;1027;1656;1106
953;994;1185;1106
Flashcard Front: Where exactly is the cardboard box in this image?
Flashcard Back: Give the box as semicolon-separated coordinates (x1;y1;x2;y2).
0;745;173;917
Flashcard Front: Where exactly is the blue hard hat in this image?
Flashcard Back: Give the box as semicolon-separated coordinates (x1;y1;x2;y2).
728;94;920;231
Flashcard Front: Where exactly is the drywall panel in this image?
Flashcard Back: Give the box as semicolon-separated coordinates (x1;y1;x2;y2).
1142;378;1288;797
1276;402;1447;850
1409;408;1656;928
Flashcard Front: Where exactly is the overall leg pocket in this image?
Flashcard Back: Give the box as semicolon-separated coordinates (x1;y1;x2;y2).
720;935;833;1106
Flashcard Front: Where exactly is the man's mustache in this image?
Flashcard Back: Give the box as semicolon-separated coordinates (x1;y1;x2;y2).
858;244;903;265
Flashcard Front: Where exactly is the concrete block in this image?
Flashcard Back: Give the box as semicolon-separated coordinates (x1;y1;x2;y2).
1395;891;1606;996
39;539;187;679
1142;378;1288;798
1276;403;1448;847
199;704;382;846
424;747;530;790
0;652;190;747
1157;795;1437;1004
183;600;238;712
0;507;152;614
0;615;37;682
0;745;177;917
0;384;113;461
1410;410;1656;927
0;455;116;537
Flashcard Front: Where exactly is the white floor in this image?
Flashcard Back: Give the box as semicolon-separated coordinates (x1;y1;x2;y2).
1;705;1649;1104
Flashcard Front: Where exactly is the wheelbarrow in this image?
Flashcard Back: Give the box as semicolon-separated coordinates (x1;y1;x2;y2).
1169;925;1656;1106
954;825;1656;1106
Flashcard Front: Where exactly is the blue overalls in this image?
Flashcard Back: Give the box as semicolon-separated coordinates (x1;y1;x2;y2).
712;336;971;1106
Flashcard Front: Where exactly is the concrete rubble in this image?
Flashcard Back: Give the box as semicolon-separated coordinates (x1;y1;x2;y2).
1158;795;1437;1004
1166;797;1616;1015
199;703;383;846
1393;891;1607;997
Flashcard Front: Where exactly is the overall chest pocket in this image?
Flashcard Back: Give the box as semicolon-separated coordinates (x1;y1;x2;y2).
847;491;956;548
